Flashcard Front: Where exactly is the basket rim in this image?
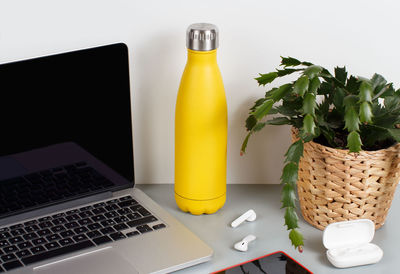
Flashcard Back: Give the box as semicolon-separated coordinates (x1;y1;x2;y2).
291;127;400;159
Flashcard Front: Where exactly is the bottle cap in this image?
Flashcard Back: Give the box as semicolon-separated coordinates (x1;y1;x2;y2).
186;23;219;51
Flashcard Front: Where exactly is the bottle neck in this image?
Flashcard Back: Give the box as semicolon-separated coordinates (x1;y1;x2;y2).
187;49;217;64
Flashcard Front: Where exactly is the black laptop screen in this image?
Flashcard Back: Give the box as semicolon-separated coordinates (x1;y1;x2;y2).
0;43;134;217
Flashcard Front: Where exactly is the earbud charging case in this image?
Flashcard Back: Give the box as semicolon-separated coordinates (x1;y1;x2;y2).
323;219;383;268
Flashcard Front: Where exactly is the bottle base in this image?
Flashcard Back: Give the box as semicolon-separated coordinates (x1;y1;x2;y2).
175;193;226;215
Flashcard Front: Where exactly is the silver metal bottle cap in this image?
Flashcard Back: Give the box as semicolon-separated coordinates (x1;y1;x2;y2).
186;23;219;51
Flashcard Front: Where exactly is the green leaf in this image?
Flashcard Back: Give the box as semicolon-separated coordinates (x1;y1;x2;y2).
284;140;303;163
344;106;360;132
334;66;347;85
359;81;373;103
302;93;316;115
309;77;321;94
386;128;400;142
347;131;362;152
265;117;292;125
265;88;278;98
303;114;316;135
383;95;400;112
276;68;301;77
318;82;333;95
343;94;358;111
293;75;309;97
371;73;387;92
304;65;323;79
249;98;266;111
284;207;299;230
240;132;251;154
289;229;304;248
253;122;266;132
245;115;257;131
359;102;373;123
281;184;296;208
281;162;298;188
346;75;360;94
271;84;293;101
255;72;278;86
252;99;274;120
281;56;301;67
333;88;346;113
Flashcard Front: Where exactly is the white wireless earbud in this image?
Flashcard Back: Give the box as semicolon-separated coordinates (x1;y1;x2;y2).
231;209;257;228
234;234;256;252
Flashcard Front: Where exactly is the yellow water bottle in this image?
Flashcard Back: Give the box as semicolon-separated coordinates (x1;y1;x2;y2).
175;23;227;215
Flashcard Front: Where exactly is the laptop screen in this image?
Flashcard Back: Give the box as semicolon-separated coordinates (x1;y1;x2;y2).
0;43;134;217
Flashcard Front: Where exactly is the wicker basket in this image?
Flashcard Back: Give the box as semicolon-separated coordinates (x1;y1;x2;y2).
291;128;400;230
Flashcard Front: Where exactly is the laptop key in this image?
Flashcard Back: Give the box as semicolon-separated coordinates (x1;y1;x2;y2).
113;223;129;231
118;200;137;208
65;222;79;229
0;232;11;239
52;218;67;225
109;232;126;241
101;220;116;227
9;224;23;230
92;235;112;245
46;234;61;242
137;225;153;234
11;228;25;236
0;240;9;247
16;249;32;258
92;208;106;215
91;215;106;222
60;230;75;238
127;213;141;220
73;234;88;242
51;225;65;233
93;202;106;208
38;216;52;222
45;242;60;250
0;228;9;233
17;241;33;249
3;245;18;254
23;232;38;241
126;231;140;237
138;208;152;217
30;246;46;254
32;238;47;246
86;231;102;239
25;225;40;232
22;240;95;265
119;196;133;201
78;218;92;226
2;260;23;271
127;216;157;228
87;223;101;231
153;224;166;230
117;208;131;215
104;211;118;218
80;205;93;212
58;238;74;246
9;236;24;244
74;227;88;235
1;253;17;262
100;227;115;235
37;229;52;237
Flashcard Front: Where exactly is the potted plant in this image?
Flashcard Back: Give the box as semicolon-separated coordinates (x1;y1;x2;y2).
241;56;400;252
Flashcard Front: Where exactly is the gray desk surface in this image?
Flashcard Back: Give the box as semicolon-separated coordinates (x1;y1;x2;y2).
137;184;400;274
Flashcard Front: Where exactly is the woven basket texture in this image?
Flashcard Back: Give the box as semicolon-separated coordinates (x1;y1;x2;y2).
291;128;400;230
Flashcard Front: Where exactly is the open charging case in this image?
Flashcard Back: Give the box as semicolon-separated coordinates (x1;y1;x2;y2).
322;219;383;268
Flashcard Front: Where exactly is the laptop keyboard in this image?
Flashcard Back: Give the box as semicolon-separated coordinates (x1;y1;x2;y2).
0;162;115;219
0;195;166;272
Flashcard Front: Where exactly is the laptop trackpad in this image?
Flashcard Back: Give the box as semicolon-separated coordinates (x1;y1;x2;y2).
33;247;139;274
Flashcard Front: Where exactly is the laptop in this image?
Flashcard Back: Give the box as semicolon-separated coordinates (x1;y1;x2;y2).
0;43;213;273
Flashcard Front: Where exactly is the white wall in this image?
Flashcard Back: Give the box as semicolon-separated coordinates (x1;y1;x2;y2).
0;0;399;184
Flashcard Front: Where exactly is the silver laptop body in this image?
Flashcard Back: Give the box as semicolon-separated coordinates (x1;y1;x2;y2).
0;43;212;274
